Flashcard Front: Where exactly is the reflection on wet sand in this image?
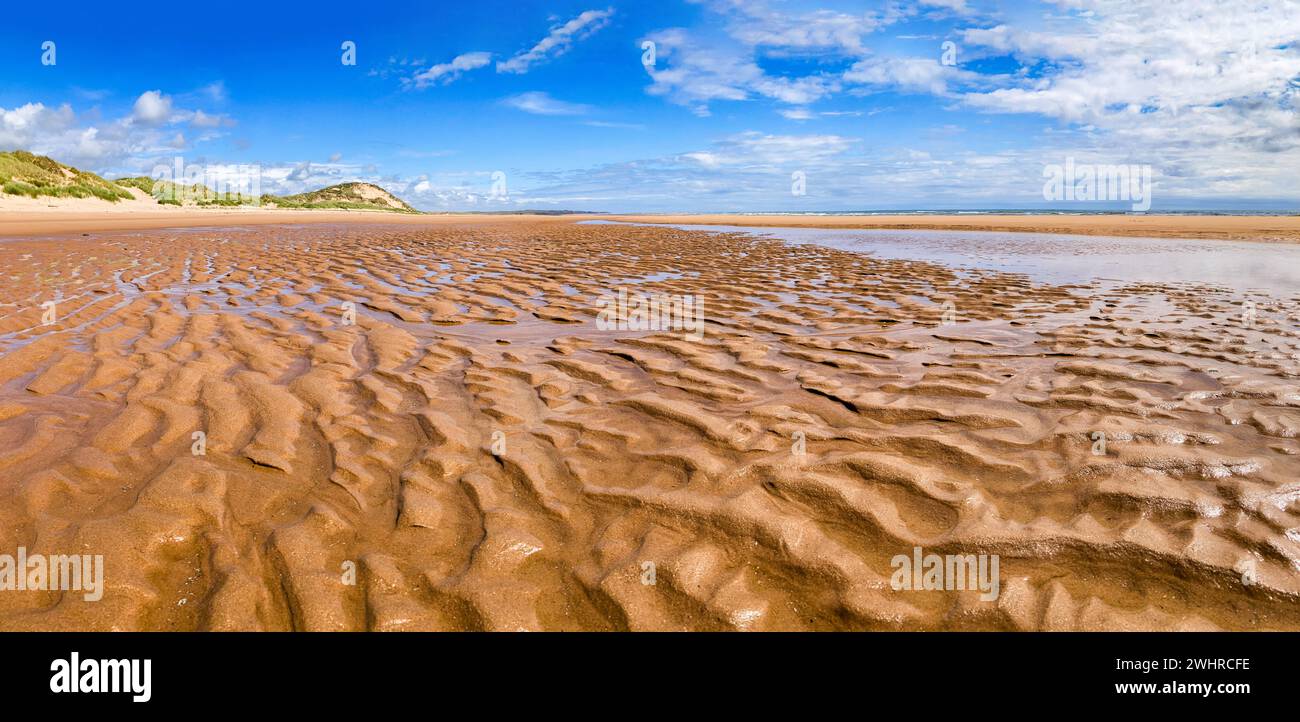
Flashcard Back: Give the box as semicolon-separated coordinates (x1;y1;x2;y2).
0;221;1297;630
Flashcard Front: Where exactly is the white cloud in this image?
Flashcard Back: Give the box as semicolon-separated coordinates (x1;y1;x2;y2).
189;110;234;129
957;0;1300;196
382;170;523;209
406;52;493;89
679;131;857;167
0;102;122;166
724;5;888;55
1;103;73;143
496;8;614;74
843;56;981;95
644;28;841;115
630;0;1299;203
639;1;912;115
132;91;173;125
1;91;236;172
501;91;591;115
962;1;1300;129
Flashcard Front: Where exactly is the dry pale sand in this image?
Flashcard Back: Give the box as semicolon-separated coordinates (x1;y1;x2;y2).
0;204;578;238
1;217;1298;630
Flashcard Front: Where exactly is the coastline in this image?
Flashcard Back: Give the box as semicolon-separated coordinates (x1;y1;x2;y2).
595;213;1300;243
3;203;1299;242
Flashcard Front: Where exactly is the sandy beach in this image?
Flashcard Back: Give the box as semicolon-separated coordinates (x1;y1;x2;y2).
1;214;1298;631
0;197;580;238
2;204;1298;242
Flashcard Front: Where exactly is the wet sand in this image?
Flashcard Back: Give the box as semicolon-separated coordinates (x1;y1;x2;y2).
0;207;579;238
602;213;1300;244
1;219;1298;630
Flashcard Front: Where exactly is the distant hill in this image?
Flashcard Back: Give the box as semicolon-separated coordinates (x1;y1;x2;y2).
269;182;417;212
0;151;135;202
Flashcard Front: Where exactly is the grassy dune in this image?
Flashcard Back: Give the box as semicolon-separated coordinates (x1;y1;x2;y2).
270;181;418;212
0;151;135;202
1;151;418;213
113;176;259;206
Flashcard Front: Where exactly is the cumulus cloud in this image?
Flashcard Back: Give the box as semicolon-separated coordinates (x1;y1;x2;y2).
496;8;614;74
1;103;74;146
961;1;1300;132
1;90;236;172
956;0;1300;196
644;28;840;115
1;102;128;167
843;56;982;95
640;1;911;114
132;90;173;125
631;0;1299;202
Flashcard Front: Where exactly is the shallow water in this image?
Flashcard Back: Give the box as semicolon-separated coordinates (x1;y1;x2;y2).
584;221;1300;295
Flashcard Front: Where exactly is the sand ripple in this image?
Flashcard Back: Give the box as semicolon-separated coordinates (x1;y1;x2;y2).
0;222;1297;630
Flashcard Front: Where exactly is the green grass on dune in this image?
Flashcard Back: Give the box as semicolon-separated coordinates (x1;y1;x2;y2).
114;176;412;211
1;151;421;212
273;182;419;212
112;175;259;206
266;197;421;212
0;150;134;202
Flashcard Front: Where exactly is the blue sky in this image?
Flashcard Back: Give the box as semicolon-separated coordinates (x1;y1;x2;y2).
2;0;1298;211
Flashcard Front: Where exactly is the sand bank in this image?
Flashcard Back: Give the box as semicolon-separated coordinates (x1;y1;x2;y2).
599;213;1300;243
1;220;1298;630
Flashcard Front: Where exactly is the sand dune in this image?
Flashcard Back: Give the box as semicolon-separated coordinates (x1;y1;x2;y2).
0;220;1297;630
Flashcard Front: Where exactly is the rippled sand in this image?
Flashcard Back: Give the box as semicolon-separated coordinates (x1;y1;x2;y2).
1;221;1298;630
